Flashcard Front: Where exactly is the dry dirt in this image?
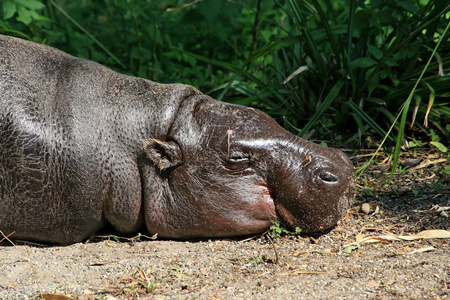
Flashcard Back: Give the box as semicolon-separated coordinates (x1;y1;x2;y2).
1;149;449;300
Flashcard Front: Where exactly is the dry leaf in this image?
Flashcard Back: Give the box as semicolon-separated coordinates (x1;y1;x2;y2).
348;205;363;215
384;279;396;286
290;269;332;275
345;229;450;247
412;230;450;239
367;281;381;288
41;294;73;300
414;205;449;218
410;158;447;170
356;232;364;243
372;205;380;214
407;246;435;255
282;66;309;84
280;269;332;275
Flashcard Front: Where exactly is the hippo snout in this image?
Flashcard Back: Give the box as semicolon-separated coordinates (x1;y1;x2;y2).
271;145;355;234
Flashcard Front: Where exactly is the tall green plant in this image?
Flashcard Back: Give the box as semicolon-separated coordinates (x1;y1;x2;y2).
183;0;450;154
2;0;449;164
1;0;259;91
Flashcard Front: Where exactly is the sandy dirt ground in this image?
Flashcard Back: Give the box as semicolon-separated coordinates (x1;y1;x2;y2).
1;150;449;299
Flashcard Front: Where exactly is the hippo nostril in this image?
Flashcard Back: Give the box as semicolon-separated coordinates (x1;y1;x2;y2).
319;171;338;183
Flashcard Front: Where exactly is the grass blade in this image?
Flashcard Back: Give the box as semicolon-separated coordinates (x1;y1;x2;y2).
299;79;344;137
47;0;125;68
390;19;450;179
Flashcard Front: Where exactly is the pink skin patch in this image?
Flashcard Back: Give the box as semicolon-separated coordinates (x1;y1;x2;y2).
228;183;276;234
256;185;276;218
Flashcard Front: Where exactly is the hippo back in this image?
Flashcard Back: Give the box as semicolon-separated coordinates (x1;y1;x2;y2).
0;34;197;243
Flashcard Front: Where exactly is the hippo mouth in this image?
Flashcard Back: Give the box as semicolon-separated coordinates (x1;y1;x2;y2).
259;185;277;220
243;184;277;225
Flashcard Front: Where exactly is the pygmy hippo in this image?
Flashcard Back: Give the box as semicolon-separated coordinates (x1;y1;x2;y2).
0;34;355;244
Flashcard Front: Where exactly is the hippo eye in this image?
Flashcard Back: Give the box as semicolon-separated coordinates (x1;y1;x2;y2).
228;155;250;162
224;153;252;170
319;171;338;183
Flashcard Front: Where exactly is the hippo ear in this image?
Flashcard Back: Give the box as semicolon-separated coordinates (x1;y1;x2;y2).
143;139;182;170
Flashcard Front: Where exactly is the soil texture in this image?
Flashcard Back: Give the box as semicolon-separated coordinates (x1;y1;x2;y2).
1;150;449;299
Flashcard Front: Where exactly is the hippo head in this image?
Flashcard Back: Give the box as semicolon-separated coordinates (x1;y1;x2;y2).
142;95;355;239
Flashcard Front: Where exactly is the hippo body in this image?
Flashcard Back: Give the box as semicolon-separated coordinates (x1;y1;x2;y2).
0;34;355;244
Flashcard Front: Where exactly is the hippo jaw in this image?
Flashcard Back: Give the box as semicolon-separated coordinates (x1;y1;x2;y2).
141;95;355;239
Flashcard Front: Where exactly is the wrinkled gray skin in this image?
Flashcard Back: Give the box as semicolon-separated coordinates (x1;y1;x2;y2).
0;35;355;244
